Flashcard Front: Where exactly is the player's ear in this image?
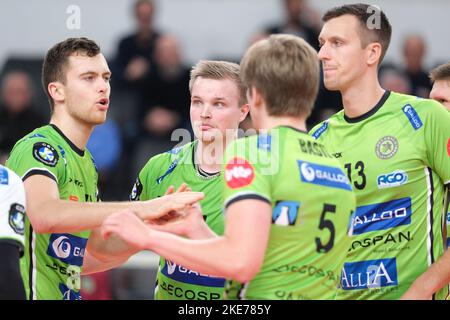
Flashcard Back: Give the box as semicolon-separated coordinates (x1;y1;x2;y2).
48;82;65;104
239;103;250;122
367;42;382;67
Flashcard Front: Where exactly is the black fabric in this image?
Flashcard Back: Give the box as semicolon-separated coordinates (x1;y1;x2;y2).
49;124;84;156
22;168;56;183
344;91;391;123
225;194;271;209
0;241;26;300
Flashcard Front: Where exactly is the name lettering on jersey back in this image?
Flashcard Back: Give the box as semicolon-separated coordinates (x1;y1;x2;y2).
298;138;333;158
341;258;398;290
350;198;411;235
161;260;225;287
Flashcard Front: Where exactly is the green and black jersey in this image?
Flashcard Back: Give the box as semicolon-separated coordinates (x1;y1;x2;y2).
6;125;98;300
131;141;225;300
222;126;355;299
311;91;450;300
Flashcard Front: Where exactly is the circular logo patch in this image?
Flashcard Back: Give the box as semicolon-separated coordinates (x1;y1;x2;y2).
9;203;25;235
130;177;143;201
375;136;398;159
33;142;59;167
225;157;254;189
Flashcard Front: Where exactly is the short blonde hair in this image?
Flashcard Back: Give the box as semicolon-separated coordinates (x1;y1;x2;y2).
240;34;319;118
189;60;247;107
430;61;450;82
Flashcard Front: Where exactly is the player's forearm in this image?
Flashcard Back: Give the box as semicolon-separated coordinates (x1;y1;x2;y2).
87;228;140;262
145;230;259;283
402;250;450;299
81;249;129;275
409;250;450;297
31;200;146;233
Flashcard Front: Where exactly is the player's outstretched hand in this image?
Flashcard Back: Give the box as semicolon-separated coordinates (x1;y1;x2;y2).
140;190;204;221
146;203;207;238
101;210;151;251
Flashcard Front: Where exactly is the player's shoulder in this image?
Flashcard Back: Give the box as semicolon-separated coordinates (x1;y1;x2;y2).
309;110;344;140
140;141;194;175
7;125;66;178
9;125;59;156
388;91;450;128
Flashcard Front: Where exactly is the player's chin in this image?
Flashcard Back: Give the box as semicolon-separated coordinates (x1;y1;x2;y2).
91;115;107;125
323;80;339;91
198;132;216;143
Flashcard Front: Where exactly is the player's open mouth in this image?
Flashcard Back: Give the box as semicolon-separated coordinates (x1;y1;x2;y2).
96;98;109;110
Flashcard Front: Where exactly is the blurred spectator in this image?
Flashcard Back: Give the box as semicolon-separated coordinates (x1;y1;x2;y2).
380;67;412;94
402;34;431;97
429;61;450;110
114;0;162;89
0;71;46;164
140;35;191;138
132;35;191;176
264;0;321;50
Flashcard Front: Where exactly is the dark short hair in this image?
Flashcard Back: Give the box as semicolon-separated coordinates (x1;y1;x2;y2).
42;37;101;111
322;3;392;64
430;61;450;82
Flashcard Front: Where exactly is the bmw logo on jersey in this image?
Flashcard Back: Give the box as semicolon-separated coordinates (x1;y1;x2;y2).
33;142;59;167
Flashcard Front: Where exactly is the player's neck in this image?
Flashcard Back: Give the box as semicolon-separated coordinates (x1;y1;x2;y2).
257;116;307;133
50;113;94;151
195;138;232;174
341;76;385;119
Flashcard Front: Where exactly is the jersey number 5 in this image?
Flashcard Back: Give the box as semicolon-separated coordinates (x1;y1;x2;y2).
315;203;336;253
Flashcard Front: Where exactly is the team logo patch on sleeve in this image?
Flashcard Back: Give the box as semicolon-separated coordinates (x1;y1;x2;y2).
402;104;423;130
225;157;254;189
33;142;59;167
9;203;25;235
130;177;143;201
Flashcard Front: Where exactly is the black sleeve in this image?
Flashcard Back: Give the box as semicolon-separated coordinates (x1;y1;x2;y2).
0;241;26;300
